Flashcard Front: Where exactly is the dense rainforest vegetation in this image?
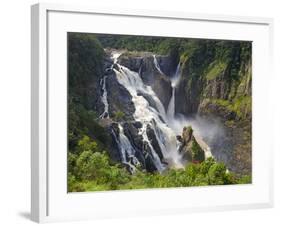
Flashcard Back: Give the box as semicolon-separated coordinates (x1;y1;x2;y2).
68;33;251;192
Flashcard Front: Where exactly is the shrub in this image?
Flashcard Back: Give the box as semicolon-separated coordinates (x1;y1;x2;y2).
113;111;125;121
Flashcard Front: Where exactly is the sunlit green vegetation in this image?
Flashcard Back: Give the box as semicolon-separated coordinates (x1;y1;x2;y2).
208;96;251;119
113;110;125;122
68;135;251;192
206;61;227;80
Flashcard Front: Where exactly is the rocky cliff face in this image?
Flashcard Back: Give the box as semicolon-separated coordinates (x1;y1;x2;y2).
172;41;252;175
175;41;252;120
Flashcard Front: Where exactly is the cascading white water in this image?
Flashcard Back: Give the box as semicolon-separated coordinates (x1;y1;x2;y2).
99;51;143;172
112;54;184;170
99;51;122;119
109;52;214;172
139;124;165;172
167;62;181;120
167;89;175;120
111;51;123;68
99;76;109;119
112;124;140;173
153;55;165;75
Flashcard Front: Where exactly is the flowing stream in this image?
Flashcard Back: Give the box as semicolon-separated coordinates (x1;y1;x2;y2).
99;76;109;119
111;124;140;173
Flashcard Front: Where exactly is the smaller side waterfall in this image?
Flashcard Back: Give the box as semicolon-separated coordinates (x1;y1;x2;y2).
167;88;176;119
99;76;109;119
167;62;181;120
153;55;165;75
99;51;123;119
112;124;140;173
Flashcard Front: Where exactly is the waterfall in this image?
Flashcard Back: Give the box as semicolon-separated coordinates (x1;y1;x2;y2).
111;51;122;67
112;124;140;173
99;76;109;119
113;60;184;170
167;62;181;120
108;52;213;173
139;124;165;172
153;55;165;75
99;51;122;119
167;88;175;119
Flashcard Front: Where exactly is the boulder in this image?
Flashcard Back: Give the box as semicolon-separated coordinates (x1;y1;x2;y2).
178;126;205;163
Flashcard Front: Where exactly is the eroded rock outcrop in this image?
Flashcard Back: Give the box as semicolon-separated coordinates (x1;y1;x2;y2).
178;126;205;163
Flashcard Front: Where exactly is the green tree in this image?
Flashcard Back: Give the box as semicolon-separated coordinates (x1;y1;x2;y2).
208;162;227;185
76;150;111;182
76;135;99;153
113;110;125;122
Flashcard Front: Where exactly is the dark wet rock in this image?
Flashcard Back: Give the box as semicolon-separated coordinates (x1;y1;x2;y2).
175;74;204;115
118;54;143;72
107;123;122;162
133;121;142;129
198;99;236;121
146;124;164;161
111;122;120;135
156;55;179;78
176;135;183;143
140;56;172;110
123;122;143;151
142;141;158;172
122;121;161;172
106;71;135;121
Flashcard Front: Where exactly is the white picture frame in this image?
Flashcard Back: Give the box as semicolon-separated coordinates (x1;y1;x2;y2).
31;3;274;223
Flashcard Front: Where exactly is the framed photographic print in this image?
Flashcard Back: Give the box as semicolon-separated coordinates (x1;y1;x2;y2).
31;3;274;223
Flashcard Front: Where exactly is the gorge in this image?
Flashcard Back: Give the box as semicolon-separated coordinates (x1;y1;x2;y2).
67;33;252;191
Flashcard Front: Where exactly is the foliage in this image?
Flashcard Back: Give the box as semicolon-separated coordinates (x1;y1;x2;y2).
96;34;181;55
68;136;131;191
68;33;112;152
206;61;227;80
191;139;205;162
237;175;252;184
186;125;193;134
209;96;251;119
113;110;125;122
68;134;251;192
68;33;104;108
68;100;112;152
